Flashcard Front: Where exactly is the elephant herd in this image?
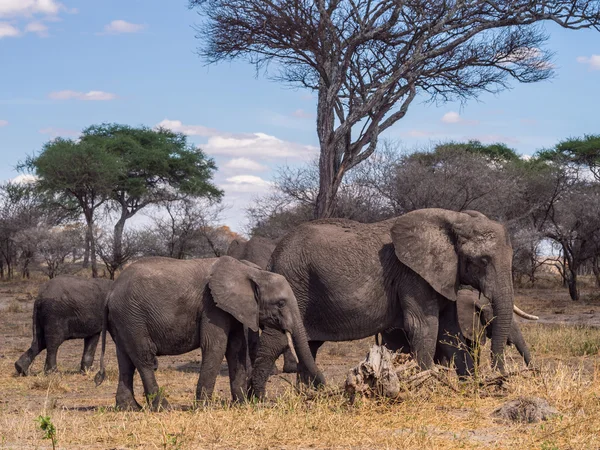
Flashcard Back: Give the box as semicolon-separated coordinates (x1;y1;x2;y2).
14;208;538;410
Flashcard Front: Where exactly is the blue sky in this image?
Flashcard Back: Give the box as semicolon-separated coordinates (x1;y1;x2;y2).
1;1;599;233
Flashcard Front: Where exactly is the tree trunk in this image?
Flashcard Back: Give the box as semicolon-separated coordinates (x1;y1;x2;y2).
83;233;90;268
567;269;579;301
593;257;600;288
84;213;98;278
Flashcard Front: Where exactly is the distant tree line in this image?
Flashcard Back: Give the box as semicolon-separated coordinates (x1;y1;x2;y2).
247;135;600;301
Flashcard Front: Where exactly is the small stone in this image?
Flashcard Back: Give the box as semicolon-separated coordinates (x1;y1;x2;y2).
492;397;558;423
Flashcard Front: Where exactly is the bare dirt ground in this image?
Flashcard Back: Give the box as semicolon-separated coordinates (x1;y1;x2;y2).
1;277;599;449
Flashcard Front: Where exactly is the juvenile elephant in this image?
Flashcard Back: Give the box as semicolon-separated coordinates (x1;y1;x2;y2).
94;256;323;411
15;275;113;375
226;236;297;372
381;289;536;368
252;209;517;396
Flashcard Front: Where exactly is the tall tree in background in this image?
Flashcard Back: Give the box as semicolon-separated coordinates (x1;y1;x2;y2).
80;124;222;271
191;0;600;218
23;139;120;277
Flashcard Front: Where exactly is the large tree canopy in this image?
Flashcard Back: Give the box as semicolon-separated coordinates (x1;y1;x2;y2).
191;0;600;218
24;124;222;277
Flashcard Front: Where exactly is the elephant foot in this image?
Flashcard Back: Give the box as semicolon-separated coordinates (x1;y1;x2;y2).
15;361;29;376
115;400;143;412
282;360;298;373
43;367;58;376
148;394;171;412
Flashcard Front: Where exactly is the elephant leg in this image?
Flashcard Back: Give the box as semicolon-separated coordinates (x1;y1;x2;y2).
80;333;100;373
401;293;439;370
282;348;298;373
249;327;288;399
138;363;169;411
15;336;46;376
115;346;142;411
196;319;229;404
381;328;411;353
225;323;248;403
436;304;474;377
43;334;62;374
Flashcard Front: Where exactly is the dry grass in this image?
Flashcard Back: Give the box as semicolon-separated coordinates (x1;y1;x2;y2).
1;278;600;449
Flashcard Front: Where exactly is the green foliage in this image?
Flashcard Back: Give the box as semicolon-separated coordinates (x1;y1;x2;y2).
537;134;600;180
36;415;57;450
434;140;520;163
80;123;222;207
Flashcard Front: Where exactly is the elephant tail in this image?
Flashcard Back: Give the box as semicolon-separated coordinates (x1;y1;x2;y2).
94;303;109;387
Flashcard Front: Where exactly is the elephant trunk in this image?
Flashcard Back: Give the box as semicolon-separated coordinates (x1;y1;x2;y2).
487;279;514;374
290;318;326;387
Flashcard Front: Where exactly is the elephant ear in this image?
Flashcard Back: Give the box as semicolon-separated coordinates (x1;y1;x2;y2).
240;259;262;270
456;289;486;342
391;209;461;301
208;256;259;332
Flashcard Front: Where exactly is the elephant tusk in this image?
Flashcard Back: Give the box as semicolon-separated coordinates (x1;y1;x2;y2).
285;331;299;364
513;305;539;320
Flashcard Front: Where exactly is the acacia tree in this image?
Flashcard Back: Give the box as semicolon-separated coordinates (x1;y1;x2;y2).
80;124;222;270
23;139;119;277
192;0;600;218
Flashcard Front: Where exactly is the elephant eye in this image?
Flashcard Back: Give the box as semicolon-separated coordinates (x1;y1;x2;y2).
480;256;491;266
277;299;285;308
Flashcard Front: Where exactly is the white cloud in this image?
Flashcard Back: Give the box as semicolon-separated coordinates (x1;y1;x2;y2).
102;20;145;35
25;21;47;36
39;127;79;137
577;55;600;71
0;0;63;18
11;174;37;185
441;111;479;126
224;158;267;172
0;120;8;127
500;47;554;70
157;119;318;160
0;22;19;38
205;132;318;160
156;119;219;137
220;175;273;194
403;129;439;138
48;90;117;101
291;109;314;119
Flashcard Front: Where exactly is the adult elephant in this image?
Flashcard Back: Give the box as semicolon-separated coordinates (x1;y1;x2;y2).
226;236;279;269
381;289;536;368
94;256;323;411
15;275;113;375
251;209;516;396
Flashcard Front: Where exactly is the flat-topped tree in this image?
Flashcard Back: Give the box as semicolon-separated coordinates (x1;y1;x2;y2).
191;0;600;219
23;138;120;277
80;124;222;277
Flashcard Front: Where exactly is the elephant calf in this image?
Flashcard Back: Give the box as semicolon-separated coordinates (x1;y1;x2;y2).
381;289;536;369
15;275;113;375
94;256;323;411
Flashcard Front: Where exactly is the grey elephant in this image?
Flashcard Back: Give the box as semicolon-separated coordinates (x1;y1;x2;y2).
94;256;323;411
226;235;297;372
226;236;279;269
251;209;517;396
381;289;535;368
15;275;113;376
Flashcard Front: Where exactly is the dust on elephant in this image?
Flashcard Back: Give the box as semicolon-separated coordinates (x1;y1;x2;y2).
251;209;517;396
94;256;323;411
381;289;536;368
15;275;113;376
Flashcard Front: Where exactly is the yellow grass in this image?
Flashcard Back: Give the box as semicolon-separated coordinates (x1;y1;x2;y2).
1;280;599;449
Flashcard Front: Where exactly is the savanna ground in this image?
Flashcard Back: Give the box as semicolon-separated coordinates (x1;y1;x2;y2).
1;273;600;449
